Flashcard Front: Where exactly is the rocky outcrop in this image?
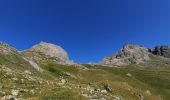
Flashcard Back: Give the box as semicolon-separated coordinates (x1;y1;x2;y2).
101;44;150;66
22;42;73;65
0;42;18;55
150;46;170;58
31;42;69;60
101;44;170;66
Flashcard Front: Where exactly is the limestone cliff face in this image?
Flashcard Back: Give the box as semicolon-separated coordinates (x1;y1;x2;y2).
22;42;73;65
101;44;150;66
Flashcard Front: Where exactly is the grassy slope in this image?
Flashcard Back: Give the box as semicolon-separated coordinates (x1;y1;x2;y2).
0;53;36;72
1;50;170;100
33;63;169;100
1;62;170;100
0;64;86;100
92;65;170;100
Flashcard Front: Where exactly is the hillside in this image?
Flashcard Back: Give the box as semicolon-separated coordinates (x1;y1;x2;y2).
0;42;170;100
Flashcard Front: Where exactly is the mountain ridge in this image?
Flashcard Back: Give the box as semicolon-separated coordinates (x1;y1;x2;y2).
0;41;170;100
1;41;170;66
101;44;170;66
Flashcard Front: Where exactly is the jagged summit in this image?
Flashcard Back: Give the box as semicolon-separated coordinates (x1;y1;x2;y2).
101;44;150;66
101;44;170;66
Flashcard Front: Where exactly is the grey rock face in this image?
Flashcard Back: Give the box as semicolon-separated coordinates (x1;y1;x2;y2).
27;42;73;65
31;42;68;60
101;44;150;66
151;46;170;58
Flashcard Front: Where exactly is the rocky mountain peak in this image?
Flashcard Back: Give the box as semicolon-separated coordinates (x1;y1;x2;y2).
121;44;149;57
31;42;69;60
24;42;73;65
122;44;143;51
101;44;150;66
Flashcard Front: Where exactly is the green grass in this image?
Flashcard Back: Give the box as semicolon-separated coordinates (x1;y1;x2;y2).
40;63;79;78
0;53;36;72
0;66;44;99
39;87;86;100
1;50;170;100
86;64;170;100
37;63;170;100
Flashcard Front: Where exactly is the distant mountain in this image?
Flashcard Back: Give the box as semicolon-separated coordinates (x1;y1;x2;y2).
101;44;170;66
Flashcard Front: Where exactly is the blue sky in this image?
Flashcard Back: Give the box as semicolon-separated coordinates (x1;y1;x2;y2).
0;0;170;63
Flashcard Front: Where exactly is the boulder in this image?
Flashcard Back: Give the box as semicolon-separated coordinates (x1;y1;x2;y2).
113;96;124;100
6;95;16;100
61;79;66;84
11;90;19;96
30;89;35;94
101;90;107;94
104;83;112;92
126;73;132;77
145;90;151;95
24;70;32;75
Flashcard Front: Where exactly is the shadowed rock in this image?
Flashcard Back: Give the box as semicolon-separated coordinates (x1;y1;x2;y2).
151;46;170;58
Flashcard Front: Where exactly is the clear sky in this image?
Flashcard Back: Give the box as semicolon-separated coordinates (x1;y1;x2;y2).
0;0;170;63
